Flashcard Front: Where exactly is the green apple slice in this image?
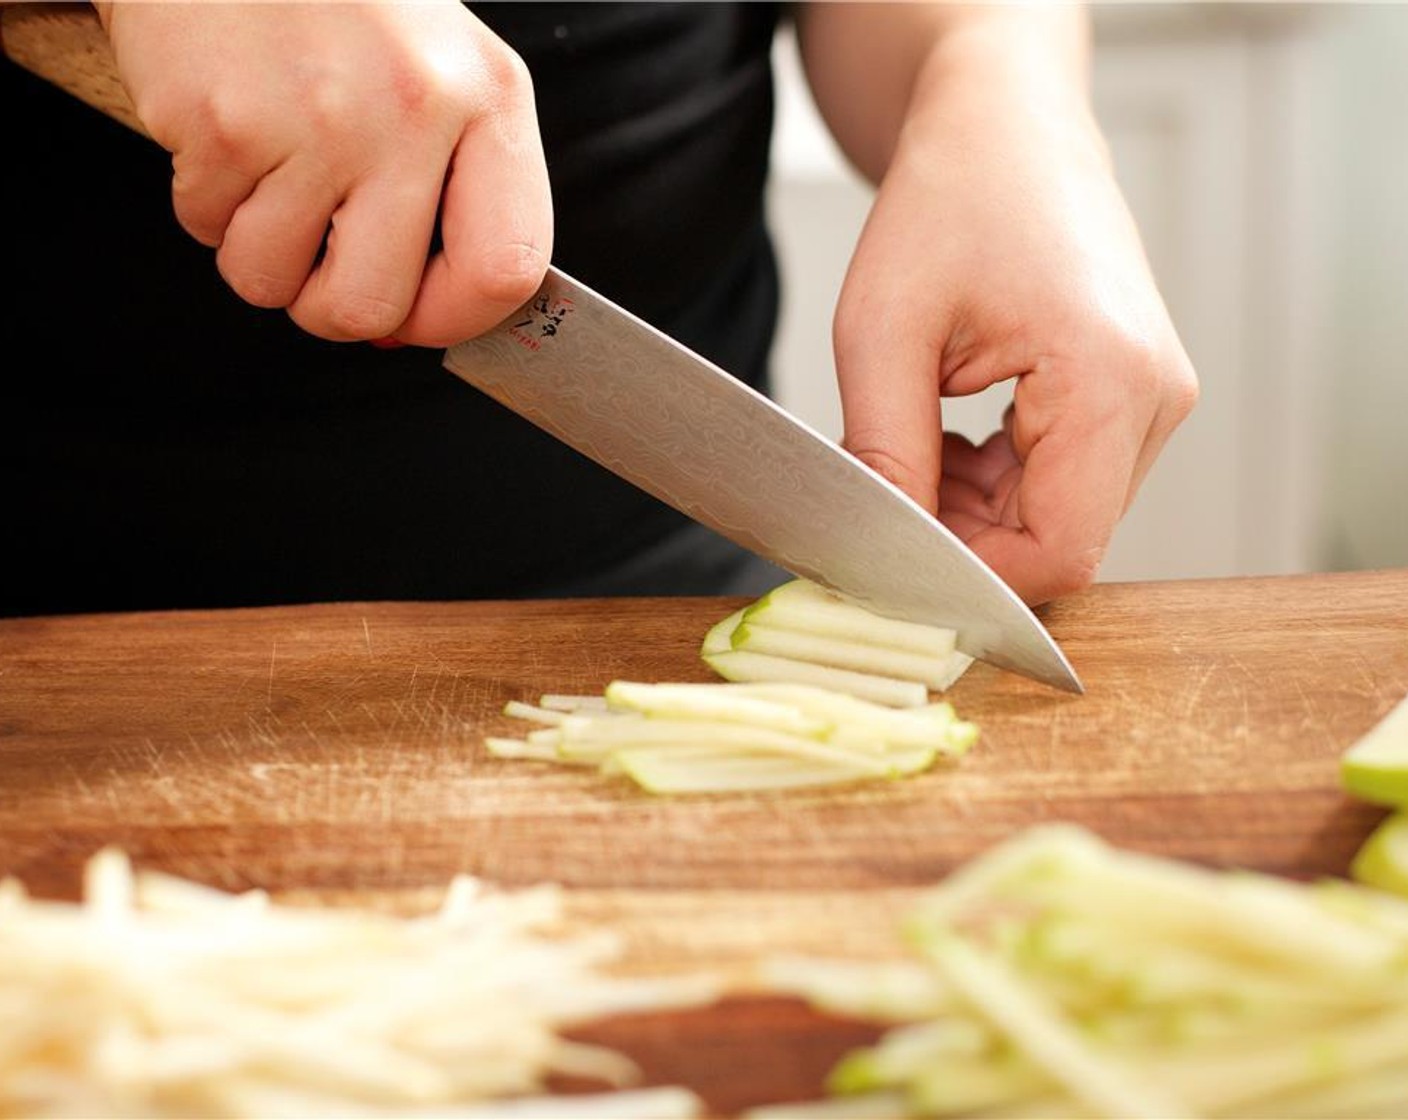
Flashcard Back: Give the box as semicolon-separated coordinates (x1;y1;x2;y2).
744;579;958;658
554;715;817;753
1350;812;1408;898
732;621;969;693
826;1020;990;1095
614;748;874;794
702;609;747;657
558;717;896;774
701;604;969;704
907;1058;1049;1117
484;736;561;762
704;648;929;709
726;684;979;755
743;1093;911;1120
486;594;989;794
1341;693;1408;807
830;720;977;759
602;680;831;737
925;652;974;693
612;746;930;794
918;937;1192;1119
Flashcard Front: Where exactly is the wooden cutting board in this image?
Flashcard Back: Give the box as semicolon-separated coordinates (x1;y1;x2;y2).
7;13;1406;1113
1;569;1405;1115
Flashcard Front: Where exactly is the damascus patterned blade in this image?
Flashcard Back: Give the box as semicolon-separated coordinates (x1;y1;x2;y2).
443;267;1082;693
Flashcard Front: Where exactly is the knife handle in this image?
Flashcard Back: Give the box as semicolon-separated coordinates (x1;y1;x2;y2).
1;3;146;136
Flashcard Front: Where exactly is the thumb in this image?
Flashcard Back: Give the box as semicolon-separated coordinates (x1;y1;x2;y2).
833;279;945;518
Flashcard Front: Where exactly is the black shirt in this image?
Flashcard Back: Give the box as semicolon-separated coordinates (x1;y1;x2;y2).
1;2;782;616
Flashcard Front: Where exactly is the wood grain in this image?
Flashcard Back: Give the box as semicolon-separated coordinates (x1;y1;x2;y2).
2;572;1399;898
0;3;143;133
2;569;1405;1115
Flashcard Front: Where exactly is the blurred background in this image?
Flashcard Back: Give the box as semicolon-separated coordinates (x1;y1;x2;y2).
766;1;1408;584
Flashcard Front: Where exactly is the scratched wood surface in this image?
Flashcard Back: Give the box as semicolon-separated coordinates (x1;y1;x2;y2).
1;569;1405;1116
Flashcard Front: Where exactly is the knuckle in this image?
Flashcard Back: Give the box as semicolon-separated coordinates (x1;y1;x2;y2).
321;291;408;341
831;298;879;366
392;66;441;126
188;95;262;163
1062;546;1105;593
172;198;225;249
132;95;175;147
383;42;535;147
219;262;301;310
130;81;199;151
1097;324;1202;423
478;39;534;102
1106;326;1164;378
427;34;534;120
844;442;931;504
243;276;299;310
1041;546;1105;603
1164;355;1201;422
302;78;353;137
472;241;549;309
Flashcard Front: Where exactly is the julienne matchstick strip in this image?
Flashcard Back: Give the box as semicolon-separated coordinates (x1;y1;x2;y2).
484;579;979;795
744;823;1408;1120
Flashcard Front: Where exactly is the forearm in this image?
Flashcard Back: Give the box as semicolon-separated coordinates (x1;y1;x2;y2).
794;2;1096;184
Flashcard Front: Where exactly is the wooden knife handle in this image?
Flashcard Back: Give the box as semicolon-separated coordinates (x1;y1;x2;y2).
1;2;147;135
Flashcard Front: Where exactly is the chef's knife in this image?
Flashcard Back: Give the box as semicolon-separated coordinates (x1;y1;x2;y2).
2;3;1082;693
445;272;1080;692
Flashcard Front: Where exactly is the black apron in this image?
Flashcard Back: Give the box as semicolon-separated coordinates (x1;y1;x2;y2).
1;2;784;617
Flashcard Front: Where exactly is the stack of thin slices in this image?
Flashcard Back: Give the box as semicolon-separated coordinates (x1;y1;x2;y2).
486;579;980;793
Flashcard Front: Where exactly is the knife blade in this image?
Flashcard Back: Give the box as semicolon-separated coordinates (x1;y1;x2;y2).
443;268;1082;693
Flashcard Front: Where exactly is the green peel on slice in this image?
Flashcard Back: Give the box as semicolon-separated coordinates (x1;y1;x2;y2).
488;583;982;797
1342;692;1408;808
701;604;940;708
732;621;969;693
1351;812;1408;898
603;680;831;737
701;609;746;657
703;580;973;699
743;579;958;658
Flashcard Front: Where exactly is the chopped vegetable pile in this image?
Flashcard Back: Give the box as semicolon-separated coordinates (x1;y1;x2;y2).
747;823;1408;1120
0;850;711;1119
488;680;978;793
485;578;979;794
703;579;973;707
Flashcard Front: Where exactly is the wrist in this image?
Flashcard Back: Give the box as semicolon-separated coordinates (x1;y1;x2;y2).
896;9;1110;182
923;6;1089;99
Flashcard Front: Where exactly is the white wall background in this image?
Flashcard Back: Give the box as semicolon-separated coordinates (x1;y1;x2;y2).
1319;2;1408;572
765;2;1408;584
